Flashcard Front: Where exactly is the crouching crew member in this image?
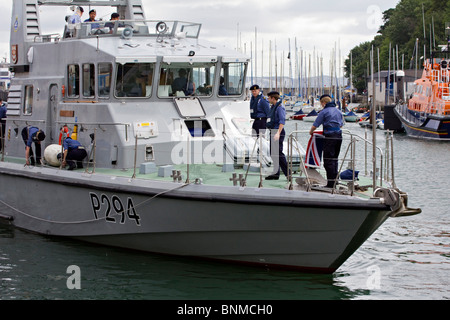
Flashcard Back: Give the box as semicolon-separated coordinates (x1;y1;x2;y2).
22;127;46;166
61;137;87;170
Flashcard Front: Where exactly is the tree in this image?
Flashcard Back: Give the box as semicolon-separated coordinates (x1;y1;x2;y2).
344;0;450;94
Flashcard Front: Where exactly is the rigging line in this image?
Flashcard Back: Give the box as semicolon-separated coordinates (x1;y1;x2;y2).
0;182;193;225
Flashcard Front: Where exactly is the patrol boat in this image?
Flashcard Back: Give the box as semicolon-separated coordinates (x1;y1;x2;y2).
0;0;420;273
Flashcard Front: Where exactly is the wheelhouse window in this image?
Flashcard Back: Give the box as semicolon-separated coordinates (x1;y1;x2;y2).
219;62;246;96
98;63;112;98
158;62;216;98
115;63;154;98
23;85;33;115
67;64;80;97
82;63;95;98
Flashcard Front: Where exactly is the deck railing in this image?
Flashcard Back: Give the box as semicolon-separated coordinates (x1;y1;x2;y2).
287;129;392;195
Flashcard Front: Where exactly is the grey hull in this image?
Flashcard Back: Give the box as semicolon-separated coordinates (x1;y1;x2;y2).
0;162;390;273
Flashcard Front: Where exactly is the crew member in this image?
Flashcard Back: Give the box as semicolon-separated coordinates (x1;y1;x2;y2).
105;13;123;32
61;137;87;170
68;6;84;25
172;69;194;96
84;9;100;29
249;85;270;137
265;91;288;180
22;126;46;166
309;94;344;188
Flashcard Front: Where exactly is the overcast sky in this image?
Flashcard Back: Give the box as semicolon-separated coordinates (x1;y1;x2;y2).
0;0;400;76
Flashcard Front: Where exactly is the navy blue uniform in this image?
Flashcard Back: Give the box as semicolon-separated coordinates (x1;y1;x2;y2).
250;93;270;136
84;18;100;29
266;100;288;178
21;126;44;165
313;101;344;187
63;138;87;170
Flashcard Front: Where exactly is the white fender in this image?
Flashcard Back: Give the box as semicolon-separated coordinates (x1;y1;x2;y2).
44;144;63;167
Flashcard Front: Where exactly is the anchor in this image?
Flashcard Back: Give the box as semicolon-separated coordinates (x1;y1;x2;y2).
374;188;422;217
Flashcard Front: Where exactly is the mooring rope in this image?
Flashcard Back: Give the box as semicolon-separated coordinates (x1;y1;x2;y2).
0;181;193;225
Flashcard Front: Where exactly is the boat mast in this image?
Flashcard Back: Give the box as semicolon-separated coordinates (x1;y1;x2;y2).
446;22;450;56
371;45;376;190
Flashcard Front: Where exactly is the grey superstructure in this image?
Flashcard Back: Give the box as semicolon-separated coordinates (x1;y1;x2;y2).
0;0;420;273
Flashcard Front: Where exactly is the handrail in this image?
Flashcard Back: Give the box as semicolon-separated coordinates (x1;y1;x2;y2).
243;135;265;188
34;34;61;43
287;134;312;191
344;128;385;187
85;128;97;174
0;122;4;162
11;119;46;125
55;121;131;142
287;129;387;193
65;20;202;40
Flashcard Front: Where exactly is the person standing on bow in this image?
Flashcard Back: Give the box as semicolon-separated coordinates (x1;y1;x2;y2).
265;91;289;180
309;94;344;188
249;85;270;137
61;137;87;170
22;127;46;166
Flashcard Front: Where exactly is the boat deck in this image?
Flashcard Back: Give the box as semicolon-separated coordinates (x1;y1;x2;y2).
1;156;377;199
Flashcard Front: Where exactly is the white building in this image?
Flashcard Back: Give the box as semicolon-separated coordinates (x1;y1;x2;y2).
367;69;418;107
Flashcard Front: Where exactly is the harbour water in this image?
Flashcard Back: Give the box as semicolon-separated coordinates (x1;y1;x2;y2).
0;119;449;300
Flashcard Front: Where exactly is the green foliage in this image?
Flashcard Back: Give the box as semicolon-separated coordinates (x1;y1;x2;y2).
345;0;450;93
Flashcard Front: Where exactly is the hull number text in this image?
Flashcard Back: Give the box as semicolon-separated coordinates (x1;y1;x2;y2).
89;193;141;226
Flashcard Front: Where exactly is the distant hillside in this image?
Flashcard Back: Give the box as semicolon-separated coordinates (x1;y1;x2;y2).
344;0;450;93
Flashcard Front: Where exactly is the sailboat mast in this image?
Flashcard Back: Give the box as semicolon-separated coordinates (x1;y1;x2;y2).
371;45;376;190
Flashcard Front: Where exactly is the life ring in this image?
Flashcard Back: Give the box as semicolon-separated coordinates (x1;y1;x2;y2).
59;125;69;145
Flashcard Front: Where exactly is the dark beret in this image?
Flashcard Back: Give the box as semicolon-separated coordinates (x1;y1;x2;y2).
320;94;332;100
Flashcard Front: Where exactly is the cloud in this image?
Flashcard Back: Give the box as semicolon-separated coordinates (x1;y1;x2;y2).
0;0;399;74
